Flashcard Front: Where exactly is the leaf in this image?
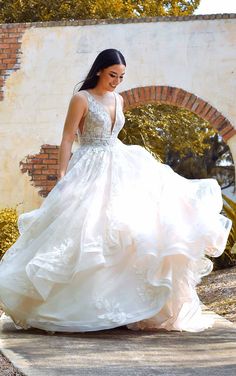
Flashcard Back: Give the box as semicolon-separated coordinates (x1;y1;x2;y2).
0;0;201;23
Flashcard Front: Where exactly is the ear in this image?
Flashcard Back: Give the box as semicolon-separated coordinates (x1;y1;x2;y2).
96;71;101;77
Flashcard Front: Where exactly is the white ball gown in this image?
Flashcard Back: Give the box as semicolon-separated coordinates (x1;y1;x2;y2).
0;90;232;333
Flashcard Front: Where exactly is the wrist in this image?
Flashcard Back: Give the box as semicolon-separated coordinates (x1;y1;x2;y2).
58;171;65;179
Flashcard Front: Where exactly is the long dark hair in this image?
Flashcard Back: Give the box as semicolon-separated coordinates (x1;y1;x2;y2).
74;49;126;93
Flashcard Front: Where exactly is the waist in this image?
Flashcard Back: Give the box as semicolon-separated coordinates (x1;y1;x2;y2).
79;136;118;147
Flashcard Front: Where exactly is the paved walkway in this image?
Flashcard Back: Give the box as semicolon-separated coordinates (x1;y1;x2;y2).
0;308;236;376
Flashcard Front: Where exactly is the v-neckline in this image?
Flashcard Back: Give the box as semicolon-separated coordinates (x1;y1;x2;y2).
86;90;117;135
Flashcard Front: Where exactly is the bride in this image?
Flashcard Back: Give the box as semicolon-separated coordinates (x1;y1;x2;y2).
0;49;231;333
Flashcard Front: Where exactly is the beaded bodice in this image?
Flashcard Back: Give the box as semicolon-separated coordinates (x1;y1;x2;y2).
78;91;125;147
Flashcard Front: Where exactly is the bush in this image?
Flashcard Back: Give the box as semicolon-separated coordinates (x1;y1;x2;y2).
212;195;236;269
0;208;19;260
1;197;235;270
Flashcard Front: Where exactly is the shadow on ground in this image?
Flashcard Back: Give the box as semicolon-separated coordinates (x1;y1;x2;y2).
1;315;236;376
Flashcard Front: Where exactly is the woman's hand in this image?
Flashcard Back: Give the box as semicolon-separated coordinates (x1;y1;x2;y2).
57;171;65;181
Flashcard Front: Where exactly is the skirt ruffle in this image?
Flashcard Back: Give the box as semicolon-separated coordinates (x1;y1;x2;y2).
0;139;231;332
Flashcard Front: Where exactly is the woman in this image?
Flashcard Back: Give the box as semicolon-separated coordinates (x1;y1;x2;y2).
0;49;231;333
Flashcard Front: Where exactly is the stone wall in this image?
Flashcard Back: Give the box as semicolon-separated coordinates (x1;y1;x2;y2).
0;14;236;211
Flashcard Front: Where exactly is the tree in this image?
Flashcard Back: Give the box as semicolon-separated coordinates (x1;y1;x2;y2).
120;103;236;270
121;103;213;160
0;0;201;23
119;103;235;189
172;133;235;188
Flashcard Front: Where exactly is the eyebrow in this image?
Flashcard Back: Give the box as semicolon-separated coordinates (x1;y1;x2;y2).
110;71;125;75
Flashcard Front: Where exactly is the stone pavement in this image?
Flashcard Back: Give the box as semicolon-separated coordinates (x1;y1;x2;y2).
0;308;236;376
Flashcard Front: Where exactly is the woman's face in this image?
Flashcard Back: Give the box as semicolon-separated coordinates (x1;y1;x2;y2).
97;64;126;91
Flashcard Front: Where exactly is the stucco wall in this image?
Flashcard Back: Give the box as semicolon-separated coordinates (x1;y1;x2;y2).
0;15;236;211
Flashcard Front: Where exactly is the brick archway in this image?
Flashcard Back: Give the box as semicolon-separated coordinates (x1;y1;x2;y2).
20;85;236;197
121;86;236;142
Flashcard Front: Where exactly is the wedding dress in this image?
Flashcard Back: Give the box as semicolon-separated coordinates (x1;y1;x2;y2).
0;90;232;333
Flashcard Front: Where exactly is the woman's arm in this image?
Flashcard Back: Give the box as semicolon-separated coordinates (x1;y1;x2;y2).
58;93;87;180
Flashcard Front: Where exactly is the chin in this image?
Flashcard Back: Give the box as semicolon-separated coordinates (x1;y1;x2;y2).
108;85;116;91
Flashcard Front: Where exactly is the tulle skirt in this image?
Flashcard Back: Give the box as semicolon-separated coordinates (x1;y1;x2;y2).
0;139;231;332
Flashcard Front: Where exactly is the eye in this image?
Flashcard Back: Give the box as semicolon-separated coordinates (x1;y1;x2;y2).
109;74;117;78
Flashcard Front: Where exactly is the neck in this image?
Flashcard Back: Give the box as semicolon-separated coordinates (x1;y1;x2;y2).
91;84;111;97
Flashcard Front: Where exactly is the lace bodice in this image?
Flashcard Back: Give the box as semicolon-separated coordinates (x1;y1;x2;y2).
78;91;125;147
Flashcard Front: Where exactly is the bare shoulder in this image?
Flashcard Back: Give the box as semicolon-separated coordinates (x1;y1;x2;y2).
69;91;88;113
72;91;88;105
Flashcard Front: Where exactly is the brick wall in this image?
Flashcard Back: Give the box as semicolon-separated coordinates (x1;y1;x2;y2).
20;144;59;197
19;85;236;197
122;86;236;142
1;13;236;100
0;24;28;101
1;15;236;197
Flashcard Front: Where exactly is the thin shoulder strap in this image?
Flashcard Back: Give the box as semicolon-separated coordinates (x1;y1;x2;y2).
115;92;123;112
80;90;91;101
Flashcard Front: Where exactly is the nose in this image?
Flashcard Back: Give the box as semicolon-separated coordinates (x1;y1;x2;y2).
113;76;119;85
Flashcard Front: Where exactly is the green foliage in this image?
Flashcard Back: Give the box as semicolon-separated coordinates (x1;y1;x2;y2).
212;195;236;269
120;103;215;162
0;0;200;23
172;133;235;187
119;103;235;190
0;208;19;259
222;195;236;255
120;103;235;269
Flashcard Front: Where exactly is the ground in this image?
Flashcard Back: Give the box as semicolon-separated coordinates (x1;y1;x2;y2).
0;265;235;375
197;265;236;322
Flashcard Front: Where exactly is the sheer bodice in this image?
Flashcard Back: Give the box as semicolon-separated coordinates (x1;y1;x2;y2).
0;90;231;333
78;91;125;147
